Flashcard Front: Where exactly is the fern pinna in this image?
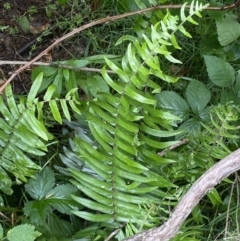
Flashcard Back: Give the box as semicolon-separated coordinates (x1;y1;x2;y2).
59;2;208;239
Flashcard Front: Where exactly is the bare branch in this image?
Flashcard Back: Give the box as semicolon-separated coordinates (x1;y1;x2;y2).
0;2;236;93
0;61;114;74
124;148;240;241
158;138;189;156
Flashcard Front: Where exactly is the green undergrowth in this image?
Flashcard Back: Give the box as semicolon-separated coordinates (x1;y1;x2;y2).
0;0;240;240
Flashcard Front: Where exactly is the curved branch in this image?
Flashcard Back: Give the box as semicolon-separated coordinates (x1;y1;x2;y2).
124;148;240;241
0;2;236;93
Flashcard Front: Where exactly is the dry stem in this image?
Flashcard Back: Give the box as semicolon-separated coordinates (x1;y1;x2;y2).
0;2;237;93
124;148;240;241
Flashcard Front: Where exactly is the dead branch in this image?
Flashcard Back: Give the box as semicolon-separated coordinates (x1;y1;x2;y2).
0;2;237;93
124;148;240;241
158;138;189;156
0;61;114;74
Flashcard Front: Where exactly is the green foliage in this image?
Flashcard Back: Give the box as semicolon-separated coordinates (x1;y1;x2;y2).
54;2;210;239
0;71;82;194
2;0;240;240
204;55;235;87
24;167;79;226
1;224;41;241
216;14;240;46
156;79;211;138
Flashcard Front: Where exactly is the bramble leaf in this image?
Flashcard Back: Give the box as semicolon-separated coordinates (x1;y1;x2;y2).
185;79;211;113
204;55;235;87
25;167;55;200
7;224;41;241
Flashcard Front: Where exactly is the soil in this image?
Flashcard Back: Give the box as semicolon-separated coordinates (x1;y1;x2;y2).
0;0;91;94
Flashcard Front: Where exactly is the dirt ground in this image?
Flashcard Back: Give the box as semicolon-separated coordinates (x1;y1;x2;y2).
0;0;91;93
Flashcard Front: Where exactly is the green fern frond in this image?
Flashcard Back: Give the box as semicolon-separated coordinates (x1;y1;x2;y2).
0;84;51;194
200;103;240;159
57;3;208;238
0;72;82;194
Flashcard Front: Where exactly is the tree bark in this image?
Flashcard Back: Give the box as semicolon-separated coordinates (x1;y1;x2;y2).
124;148;240;241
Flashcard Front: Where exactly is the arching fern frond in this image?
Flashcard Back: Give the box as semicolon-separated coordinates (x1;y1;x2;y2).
200;103;240;160
59;3;208;239
0;73;81;194
0;84;50;194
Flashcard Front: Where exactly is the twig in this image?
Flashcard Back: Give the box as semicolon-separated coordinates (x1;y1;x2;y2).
158;138;189;156
0;60;115;74
104;227;122;241
0;212;11;222
0;2;237;93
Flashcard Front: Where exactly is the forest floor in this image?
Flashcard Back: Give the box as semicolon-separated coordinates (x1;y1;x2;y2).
0;0;113;94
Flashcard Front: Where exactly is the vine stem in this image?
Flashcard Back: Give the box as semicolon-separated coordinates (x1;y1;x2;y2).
0;1;238;93
124;148;240;241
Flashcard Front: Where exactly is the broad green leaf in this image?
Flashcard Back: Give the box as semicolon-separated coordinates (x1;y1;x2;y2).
185;79;211;113
156;91;189;120
25;167;55;200
178;117;201;138
24;200;50;226
7;224;41;241
204;55;235;87
28;72;43;103
220;91;240;104
216;14;240;46
50;184;78;199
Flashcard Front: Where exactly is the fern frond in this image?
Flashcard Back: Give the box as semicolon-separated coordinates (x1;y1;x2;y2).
58;3;208;238
0;84;51;194
200;103;240;159
0;72;82;194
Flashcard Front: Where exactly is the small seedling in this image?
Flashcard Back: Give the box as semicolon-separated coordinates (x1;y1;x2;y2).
4;2;11;10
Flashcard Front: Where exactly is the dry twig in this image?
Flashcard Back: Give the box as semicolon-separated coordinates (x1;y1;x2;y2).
0;2;237;93
124;148;240;241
